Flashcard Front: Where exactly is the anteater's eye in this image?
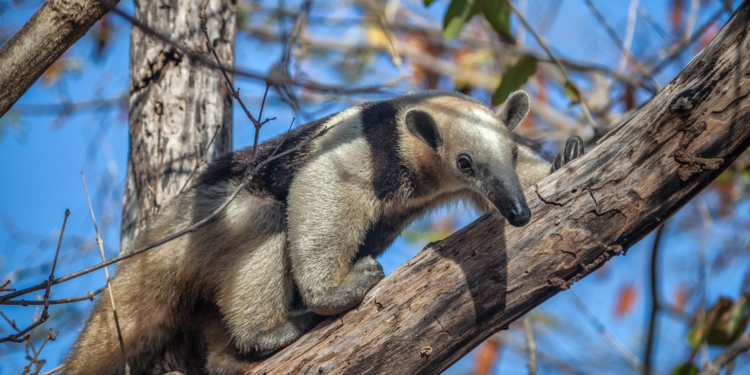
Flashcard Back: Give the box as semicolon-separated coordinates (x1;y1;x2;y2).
457;154;473;170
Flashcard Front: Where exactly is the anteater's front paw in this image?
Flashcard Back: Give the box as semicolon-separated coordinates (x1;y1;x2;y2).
353;255;385;283
551;135;585;172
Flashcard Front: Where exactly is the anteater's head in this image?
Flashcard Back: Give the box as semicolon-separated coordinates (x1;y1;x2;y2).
402;91;532;227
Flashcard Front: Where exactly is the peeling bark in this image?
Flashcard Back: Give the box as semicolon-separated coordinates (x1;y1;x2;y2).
0;0;119;117
120;0;235;251
248;2;750;374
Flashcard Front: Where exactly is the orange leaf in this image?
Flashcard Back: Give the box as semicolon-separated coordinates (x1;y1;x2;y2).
623;85;636;111
536;74;547;103
404;31;440;89
93;15;114;59
41;56;67;85
698;24;720;51
615;284;637;318
474;335;501;375
673;284;689;315
670;0;685;31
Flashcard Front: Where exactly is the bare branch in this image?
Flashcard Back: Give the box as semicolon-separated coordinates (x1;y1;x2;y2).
523;318;538;375
697;334;750;375
179;125;223;194
1;287;104;306
82;173;130;374
506;0;598;131
0;210;69;343
570;292;645;373
39;365;63;375
247;6;750;370
0;124;330;303
644;224;666;375
21;329;58;375
0;0;120;117
109;7;397;96
582;0;660;91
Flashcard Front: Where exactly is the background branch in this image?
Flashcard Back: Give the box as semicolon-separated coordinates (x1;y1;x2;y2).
0;0;120;117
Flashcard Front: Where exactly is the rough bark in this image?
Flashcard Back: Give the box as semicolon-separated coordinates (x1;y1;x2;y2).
0;0;119;118
249;2;750;374
121;0;235;251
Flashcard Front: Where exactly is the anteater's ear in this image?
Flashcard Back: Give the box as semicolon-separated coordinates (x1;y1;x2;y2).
405;109;442;150
498;90;530;132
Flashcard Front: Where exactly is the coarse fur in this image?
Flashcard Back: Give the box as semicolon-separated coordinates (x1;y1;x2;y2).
63;90;583;375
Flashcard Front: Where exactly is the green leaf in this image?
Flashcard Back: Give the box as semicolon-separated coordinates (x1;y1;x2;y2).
671;363;699;375
482;0;512;36
564;80;581;103
492;57;537;105
443;0;479;39
236;4;253;29
423;0;438;6
726;296;749;340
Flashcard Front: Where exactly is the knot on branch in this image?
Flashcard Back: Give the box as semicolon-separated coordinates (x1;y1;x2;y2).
674;121;724;181
548;277;569;291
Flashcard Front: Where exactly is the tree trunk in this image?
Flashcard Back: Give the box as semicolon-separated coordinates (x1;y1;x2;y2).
0;0;119;118
248;2;750;374
121;0;235;251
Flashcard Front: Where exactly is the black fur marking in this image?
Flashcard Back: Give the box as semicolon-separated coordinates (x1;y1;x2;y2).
195;115;332;202
360;100;415;201
356;207;424;260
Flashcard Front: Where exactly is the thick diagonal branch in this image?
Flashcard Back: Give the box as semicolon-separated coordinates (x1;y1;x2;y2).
0;0;119;117
249;2;750;374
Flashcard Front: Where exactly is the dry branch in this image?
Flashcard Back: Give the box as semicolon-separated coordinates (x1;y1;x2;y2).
249;2;750;373
697;334;750;375
0;0;119;118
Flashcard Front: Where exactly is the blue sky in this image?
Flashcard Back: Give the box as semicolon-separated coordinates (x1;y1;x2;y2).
1;0;748;374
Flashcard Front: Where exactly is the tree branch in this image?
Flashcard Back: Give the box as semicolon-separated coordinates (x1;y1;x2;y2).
0;0;120;118
644;224;665;375
248;2;750;373
697;334;750;375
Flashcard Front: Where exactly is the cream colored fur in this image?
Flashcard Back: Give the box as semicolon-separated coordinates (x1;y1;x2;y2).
64;90;560;375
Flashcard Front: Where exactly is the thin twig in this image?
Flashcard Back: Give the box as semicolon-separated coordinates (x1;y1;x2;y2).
0;280;14;292
582;0;660;91
569;291;645;373
201;0;275;162
523;317;538;375
506;0;598;131
638;4;679;42
1;3;324;306
39;365;63;375
619;0;639;73
683;0;701;43
0;211;68;343
697;334;750;375
250;85;272;163
21;329;58;375
1;124;330;303
97;5;391;100
179;125;222;194
644;223;666;375
82;173;130;374
647;6;728;76
0;309;36;354
696;197;713;366
377;7;404;74
2;287;105;306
